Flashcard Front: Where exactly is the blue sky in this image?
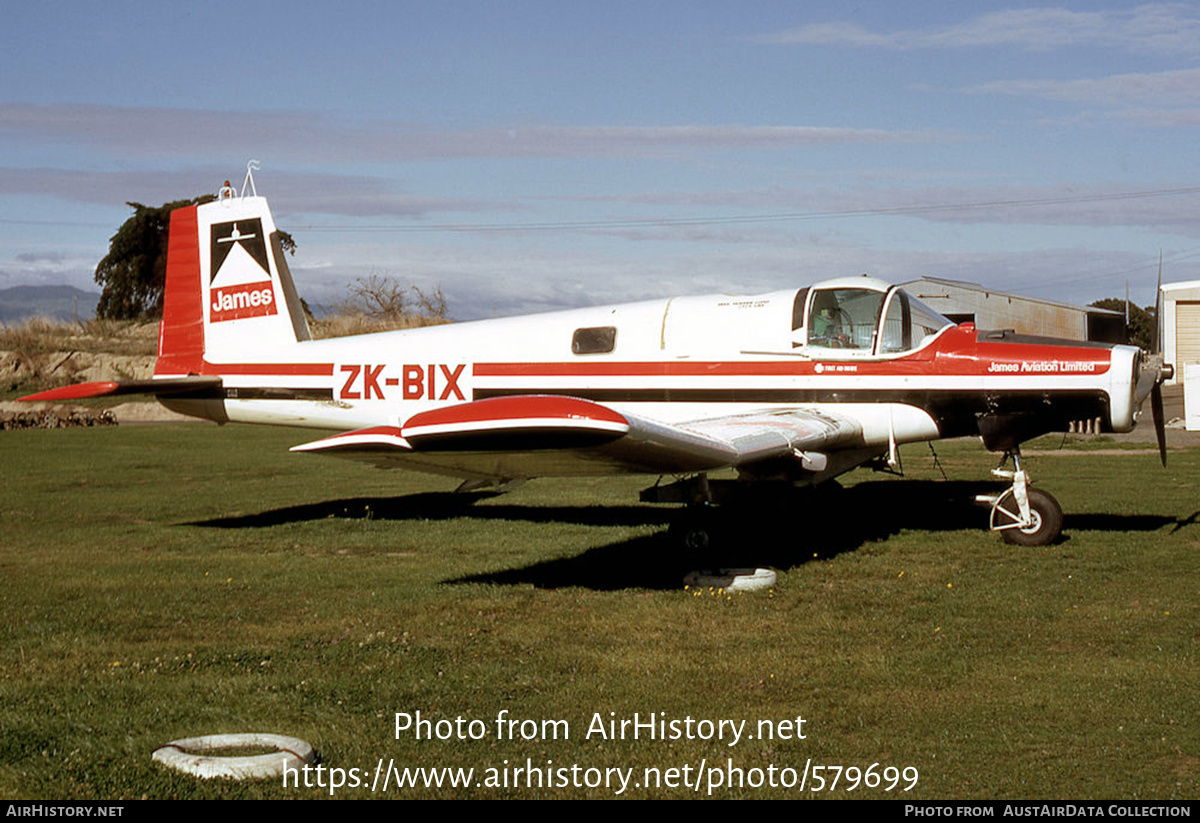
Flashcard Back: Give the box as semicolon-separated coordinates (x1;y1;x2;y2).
2;1;1199;318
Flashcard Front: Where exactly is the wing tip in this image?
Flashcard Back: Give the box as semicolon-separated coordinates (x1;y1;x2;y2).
18;382;120;402
292;426;410;454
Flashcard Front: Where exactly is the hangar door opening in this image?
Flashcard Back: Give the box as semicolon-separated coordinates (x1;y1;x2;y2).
1176;301;1200;385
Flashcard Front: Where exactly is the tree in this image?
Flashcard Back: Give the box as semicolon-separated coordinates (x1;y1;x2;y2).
94;197;212;319
1089;298;1154;350
94;196;296;319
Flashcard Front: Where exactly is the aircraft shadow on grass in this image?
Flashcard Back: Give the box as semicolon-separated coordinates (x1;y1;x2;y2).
186;482;1190;591
188;491;666;530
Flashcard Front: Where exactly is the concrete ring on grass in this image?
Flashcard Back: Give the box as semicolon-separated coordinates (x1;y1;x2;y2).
683;567;777;593
152;733;315;780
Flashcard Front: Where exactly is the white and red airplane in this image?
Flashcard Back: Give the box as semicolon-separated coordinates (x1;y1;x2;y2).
22;182;1172;548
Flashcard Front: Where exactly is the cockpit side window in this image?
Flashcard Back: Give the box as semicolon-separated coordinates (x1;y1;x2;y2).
908;294;952;347
876;289;954;354
807;288;885;351
790;288;810;348
792;288;809;331
879;291;911;353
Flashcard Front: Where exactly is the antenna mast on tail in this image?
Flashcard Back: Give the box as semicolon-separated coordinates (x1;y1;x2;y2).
241;160;261;198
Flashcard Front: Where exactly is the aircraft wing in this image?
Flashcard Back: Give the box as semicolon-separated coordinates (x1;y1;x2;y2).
291;395;865;482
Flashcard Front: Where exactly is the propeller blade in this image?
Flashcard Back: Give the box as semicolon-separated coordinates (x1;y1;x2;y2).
1151;383;1167;467
1135;359;1155;404
1152;251;1163;354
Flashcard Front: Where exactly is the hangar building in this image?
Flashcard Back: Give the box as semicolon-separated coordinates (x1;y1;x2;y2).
899;277;1126;344
1160;280;1200;386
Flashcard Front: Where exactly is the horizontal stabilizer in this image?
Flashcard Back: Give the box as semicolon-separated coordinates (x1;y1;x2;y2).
19;376;223;402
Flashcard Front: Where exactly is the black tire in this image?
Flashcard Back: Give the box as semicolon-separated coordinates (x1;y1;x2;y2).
999;488;1063;546
669;506;722;556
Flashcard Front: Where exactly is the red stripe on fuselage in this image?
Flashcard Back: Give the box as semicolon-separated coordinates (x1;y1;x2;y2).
198;360;334;377
159;322;1111;387
473;357;1111;379
475;362;808;377
185;353;1111;382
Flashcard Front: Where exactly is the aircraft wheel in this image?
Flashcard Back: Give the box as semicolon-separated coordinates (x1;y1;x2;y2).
999;488;1063;546
669;506;722;555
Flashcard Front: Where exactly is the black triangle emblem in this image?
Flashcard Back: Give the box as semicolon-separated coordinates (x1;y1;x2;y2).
210;219;269;282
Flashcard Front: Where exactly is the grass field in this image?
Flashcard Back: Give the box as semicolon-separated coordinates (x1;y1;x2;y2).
1;423;1197;799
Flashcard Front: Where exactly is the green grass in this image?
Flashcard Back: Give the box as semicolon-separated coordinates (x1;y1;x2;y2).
1;425;1197;799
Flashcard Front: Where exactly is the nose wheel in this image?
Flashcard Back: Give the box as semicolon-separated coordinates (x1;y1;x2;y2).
977;449;1063;546
992;486;1063;546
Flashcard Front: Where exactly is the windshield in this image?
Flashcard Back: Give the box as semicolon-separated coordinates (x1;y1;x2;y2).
807;288;885;351
806;286;952;355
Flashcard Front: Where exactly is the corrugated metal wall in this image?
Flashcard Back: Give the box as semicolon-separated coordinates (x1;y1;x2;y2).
1161;282;1200;385
906;282;1088;338
1175;302;1200;385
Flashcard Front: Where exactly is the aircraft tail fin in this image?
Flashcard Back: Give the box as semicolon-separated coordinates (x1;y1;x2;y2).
155;188;311;377
19;181;311;407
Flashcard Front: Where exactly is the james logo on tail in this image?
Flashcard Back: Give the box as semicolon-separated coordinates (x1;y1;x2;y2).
209;218;277;323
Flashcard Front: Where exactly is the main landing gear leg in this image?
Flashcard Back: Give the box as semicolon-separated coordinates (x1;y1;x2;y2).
661;476;780;593
666;474;722;556
977;448;1063;546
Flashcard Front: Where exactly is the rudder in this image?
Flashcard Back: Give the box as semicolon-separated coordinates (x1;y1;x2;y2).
155;205;204;375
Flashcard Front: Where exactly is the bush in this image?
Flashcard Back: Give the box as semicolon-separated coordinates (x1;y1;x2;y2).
312;275;450;339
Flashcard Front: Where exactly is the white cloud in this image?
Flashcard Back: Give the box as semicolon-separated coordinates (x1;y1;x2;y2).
757;4;1200;54
0;252;96;291
356;242;1177;320
543;183;1200;235
0;103;949;165
0;166;497;218
969;67;1200;108
1113;107;1200;126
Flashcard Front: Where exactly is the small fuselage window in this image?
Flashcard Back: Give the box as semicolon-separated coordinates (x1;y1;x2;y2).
572;326;617;355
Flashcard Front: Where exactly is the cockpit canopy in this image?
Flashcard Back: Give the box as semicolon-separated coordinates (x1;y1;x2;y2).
792;277;953;356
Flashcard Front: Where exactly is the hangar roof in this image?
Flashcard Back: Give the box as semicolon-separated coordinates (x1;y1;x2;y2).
899;277;1122;316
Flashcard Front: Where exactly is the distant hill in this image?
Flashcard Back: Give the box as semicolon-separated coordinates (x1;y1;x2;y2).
0;285;99;324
